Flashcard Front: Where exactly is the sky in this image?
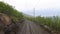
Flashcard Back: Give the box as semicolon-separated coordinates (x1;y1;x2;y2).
0;0;60;17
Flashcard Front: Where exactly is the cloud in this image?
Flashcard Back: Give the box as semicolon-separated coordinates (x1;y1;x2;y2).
2;0;60;11
0;0;60;16
36;0;60;10
35;8;60;16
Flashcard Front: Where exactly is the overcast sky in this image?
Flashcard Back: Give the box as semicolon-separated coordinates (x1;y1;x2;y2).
0;0;60;17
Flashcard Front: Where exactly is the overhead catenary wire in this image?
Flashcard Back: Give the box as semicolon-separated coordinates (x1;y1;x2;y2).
25;0;40;17
33;0;40;8
33;0;40;17
33;0;40;22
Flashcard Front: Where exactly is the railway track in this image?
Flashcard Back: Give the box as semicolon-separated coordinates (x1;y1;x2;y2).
19;20;51;34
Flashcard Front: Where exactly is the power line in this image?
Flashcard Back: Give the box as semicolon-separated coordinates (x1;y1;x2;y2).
34;0;40;8
33;0;40;17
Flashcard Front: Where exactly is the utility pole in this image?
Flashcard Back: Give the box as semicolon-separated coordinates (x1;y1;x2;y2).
33;8;35;21
33;8;35;17
33;0;40;21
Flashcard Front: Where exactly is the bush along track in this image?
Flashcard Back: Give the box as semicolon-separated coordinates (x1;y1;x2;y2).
0;1;24;23
25;16;60;34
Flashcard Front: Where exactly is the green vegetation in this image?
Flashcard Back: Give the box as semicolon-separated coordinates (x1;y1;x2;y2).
0;1;60;33
0;1;23;23
35;16;60;31
25;15;60;33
